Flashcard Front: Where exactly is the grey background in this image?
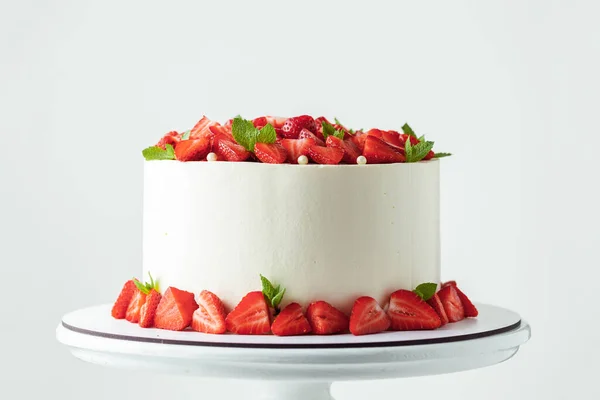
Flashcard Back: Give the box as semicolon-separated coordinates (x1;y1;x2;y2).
1;0;598;399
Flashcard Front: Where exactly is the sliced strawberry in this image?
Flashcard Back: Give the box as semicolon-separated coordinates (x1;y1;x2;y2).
275;128;285;138
381;130;404;149
325;136;361;164
191;290;227;334
362;135;406;164
252;116;268;128
271;302;312;336
215;136;251;162
111;280;136;319
175;137;211;161
281;115;317;138
399;133;420;146
441;280;457;288
437;285;465;323
189;116;215;140
306;301;349;335
225;291;271;335
387;289;441;330
424;150;435;160
299;128;325;146
254;143;288;164
154;287;199;331
281;138;316;163
224;118;233;128
208;123;234;142
349;296;391;336
308;145;344;165
266;116;287;129
156;131;181;149
366;128;384;139
125;288;147;323
349;131;368;152
139;289;161;328
426;293;449;326
455;287;478;317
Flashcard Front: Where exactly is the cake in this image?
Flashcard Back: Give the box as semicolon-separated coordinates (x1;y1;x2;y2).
111;114;478;336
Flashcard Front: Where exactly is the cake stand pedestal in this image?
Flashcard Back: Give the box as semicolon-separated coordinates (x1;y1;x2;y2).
56;304;530;400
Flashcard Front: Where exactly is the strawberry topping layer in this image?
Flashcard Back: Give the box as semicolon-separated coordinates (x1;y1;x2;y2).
142;115;451;164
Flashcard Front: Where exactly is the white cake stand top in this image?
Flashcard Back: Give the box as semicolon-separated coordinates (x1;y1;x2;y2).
56;303;531;400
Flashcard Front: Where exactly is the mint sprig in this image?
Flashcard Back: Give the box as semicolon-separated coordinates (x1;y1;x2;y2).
413;282;437;301
142;144;176;160
405;137;434;163
402;123;417;138
232;116;276;152
321;120;345;140
260;274;286;313
433;152;452;158
181;130;190;140
133;272;160;294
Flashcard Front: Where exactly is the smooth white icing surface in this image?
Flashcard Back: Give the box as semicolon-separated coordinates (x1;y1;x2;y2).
142;160;440;314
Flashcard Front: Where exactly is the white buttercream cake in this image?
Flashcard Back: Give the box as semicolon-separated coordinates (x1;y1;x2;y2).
110;114;478;337
142;159;440;314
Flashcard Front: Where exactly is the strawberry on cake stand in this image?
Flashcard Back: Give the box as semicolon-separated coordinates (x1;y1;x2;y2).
56;115;531;400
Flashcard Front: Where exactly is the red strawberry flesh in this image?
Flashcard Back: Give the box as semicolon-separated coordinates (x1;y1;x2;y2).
362;135;406;164
306;301;349;335
111;280;136;319
308;145;344;165
225;291;271;335
254;143;288;164
437;285;465;323
192;290;227;334
349;296;391;336
387;290;441;330
271;302;312;336
426;293;449;326
281;138;316;163
455;287;479;317
154;287;199;331
139;289;162;328
175;137;211;161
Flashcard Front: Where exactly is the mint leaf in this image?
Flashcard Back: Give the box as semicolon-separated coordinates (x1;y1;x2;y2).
433;152;452;158
334;117;342;125
232;117;275;152
260;274;286;312
321;120;336;140
257;123;277;144
402;123;417;138
333;129;345;140
413;282;438;301
142;144;175;160
181;130;190;140
405;140;434;163
271;288;286;309
232;116;257;151
132;272;159;295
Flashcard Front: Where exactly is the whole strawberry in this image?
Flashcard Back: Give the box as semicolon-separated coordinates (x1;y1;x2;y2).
281;115;317;139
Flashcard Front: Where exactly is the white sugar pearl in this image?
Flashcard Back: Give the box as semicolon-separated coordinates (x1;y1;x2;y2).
357;155;367;165
297;155;309;165
207;152;218;162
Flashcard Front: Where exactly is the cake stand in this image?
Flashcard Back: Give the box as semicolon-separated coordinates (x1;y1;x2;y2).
56;303;530;400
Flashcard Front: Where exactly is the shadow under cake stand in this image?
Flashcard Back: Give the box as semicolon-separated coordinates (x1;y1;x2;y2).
56;303;530;400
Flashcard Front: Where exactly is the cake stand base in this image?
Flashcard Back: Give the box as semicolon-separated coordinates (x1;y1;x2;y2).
56;304;530;400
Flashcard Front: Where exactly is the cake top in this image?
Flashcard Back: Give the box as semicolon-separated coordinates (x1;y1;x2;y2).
142;115;451;165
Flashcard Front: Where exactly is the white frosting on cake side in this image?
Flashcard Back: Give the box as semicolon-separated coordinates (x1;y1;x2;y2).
142;160;440;314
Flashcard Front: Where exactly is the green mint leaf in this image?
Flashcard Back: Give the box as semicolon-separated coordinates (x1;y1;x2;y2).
334;117;342;125
259;274;286;311
333;129;345;140
260;274;277;301
405;136;413;161
142;144;176;160
405;140;434;163
181;130;190;140
321;120;336;140
133;278;150;294
402;123;417;138
433;152;452;158
271;288;286;309
257;123;277;144
413;283;438;301
232;116;258;151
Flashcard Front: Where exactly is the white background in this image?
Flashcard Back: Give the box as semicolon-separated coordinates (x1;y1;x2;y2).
1;1;598;399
